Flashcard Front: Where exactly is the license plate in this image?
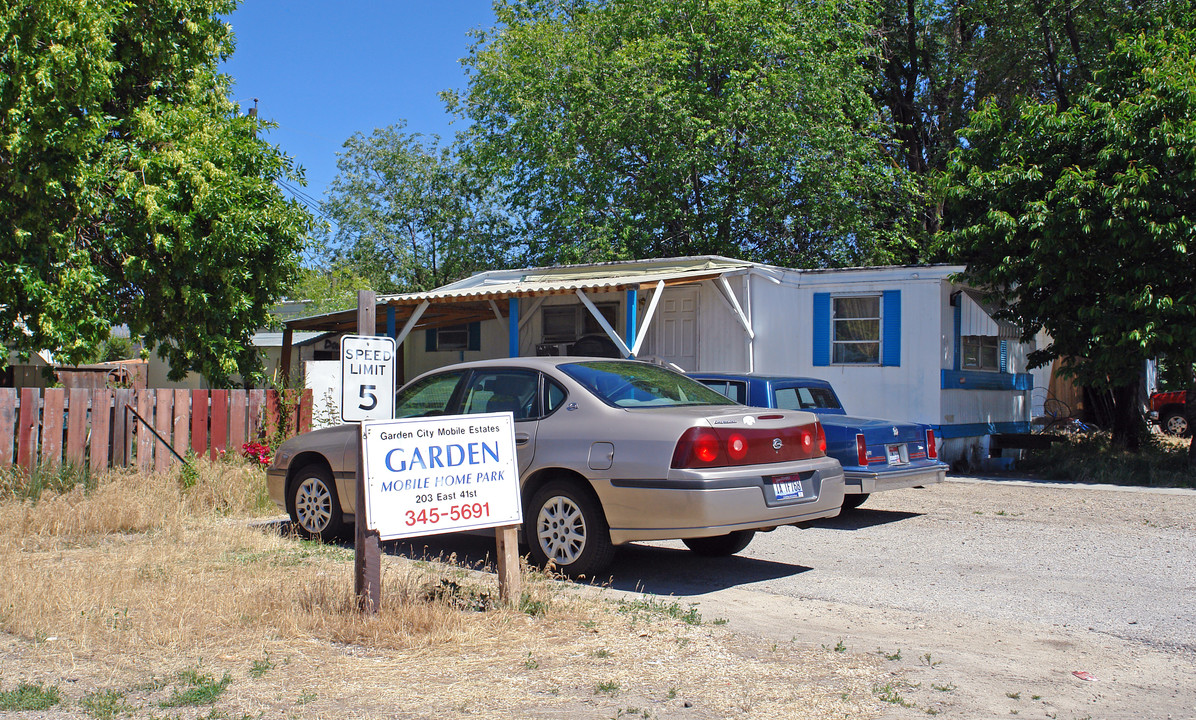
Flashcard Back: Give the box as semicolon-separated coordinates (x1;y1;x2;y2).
771;475;805;500
886;444;907;465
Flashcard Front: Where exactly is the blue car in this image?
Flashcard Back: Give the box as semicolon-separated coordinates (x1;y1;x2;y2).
689;373;947;509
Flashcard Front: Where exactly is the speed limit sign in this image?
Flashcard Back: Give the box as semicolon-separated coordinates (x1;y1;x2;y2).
341;335;396;422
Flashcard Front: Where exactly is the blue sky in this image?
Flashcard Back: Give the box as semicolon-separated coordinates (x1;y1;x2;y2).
221;1;496;210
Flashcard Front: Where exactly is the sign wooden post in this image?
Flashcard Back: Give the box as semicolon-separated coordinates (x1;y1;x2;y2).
354;290;382;614
496;525;521;605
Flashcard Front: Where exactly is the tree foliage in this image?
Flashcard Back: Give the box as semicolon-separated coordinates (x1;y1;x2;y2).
446;0;918;268
320;123;512;294
281;265;376;321
943;27;1196;449
871;0;1191;249
0;0;313;385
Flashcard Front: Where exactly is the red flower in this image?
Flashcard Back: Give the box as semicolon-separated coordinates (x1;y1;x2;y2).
241;442;273;466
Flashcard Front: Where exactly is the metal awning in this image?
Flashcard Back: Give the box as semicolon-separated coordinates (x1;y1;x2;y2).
284;256;756;336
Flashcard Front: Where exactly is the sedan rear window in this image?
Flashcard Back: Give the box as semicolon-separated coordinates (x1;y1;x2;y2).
561;361;734;408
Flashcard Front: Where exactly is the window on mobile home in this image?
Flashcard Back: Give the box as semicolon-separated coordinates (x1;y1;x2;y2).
832;296;881;364
541;303;618;343
962;335;1000;370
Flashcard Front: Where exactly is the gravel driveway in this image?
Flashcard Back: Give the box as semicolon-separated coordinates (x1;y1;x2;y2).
608;477;1196;719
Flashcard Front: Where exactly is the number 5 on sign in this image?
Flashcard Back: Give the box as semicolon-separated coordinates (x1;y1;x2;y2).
341;335;396;422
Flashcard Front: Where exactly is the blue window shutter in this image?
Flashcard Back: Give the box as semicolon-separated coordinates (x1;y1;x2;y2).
953;299;962;371
812;293;831;366
882;290;901;366
425;329;436;352
999;340;1008;372
468;322;481;351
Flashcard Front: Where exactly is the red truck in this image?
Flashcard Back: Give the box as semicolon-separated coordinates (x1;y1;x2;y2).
1150;391;1191;437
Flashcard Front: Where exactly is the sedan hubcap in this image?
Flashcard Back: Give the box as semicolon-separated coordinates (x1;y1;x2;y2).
536;496;586;565
295;477;332;533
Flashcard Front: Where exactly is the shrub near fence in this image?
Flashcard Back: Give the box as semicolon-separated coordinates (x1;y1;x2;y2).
0;388;313;474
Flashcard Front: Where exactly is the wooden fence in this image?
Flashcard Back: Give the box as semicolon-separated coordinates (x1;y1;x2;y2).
0;388;313;474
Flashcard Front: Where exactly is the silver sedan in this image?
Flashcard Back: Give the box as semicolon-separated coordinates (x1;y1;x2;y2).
268;357;845;576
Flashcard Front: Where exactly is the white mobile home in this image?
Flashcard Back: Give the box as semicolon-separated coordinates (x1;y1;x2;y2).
285;256;1044;464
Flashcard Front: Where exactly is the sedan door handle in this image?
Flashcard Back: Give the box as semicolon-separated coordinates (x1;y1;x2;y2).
514;432;531;446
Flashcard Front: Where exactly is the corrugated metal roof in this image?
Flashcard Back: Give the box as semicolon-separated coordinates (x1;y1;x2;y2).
375;256;755;306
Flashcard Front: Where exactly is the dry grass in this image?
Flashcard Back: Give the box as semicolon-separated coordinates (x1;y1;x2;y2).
0;460;889;719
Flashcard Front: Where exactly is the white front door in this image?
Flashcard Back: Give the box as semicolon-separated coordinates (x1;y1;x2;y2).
653;287;699;371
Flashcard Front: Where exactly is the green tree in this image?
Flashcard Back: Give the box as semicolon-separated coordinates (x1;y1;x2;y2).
280;264;376;321
0;0;313;386
320;123;512;294
871;0;1190;252
943;27;1196;452
446;0;918;268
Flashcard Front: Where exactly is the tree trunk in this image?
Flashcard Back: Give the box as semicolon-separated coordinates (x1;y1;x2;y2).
1109;382;1143;452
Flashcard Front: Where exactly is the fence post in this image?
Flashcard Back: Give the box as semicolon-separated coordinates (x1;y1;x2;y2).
137;391;154;473
67;389;88;467
172;389;190;462
210;389;228;460
17;387;39;471
191;390;209;457
0;388;16;469
154;389;174;473
229;389;248;452
41;389;65;469
89;389;113;472
112;388;132;467
264;390;280;441
248;389;264;442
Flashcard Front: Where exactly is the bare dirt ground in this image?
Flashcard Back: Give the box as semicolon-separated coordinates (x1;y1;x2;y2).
625;478;1196;720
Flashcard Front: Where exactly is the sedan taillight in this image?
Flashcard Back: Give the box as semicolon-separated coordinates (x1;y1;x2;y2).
856;433;868;466
926;429;938;459
672;424;826;469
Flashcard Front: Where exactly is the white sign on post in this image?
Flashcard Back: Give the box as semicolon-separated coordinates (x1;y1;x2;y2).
341;335;396;423
360;413;522;541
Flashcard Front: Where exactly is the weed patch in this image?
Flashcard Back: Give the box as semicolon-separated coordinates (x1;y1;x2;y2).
617;596;702;625
161;668;232;708
1;463;94;502
0;682;61;711
80;688;134;719
874;681;915;707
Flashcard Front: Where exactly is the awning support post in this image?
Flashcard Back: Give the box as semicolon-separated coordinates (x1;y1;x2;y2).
508;297;520;357
625;289;638;355
393;300;430;348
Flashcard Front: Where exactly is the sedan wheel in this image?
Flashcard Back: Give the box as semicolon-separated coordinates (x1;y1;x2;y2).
290;465;346;541
526;480;614;578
